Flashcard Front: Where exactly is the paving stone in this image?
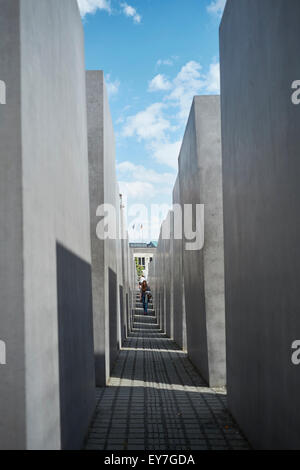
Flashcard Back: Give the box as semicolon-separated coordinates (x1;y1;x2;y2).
85;295;250;451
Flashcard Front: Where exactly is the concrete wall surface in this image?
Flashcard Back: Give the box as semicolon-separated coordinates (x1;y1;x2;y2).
148;211;176;341
149;96;226;386
179;96;226;387
0;0;25;450
172;177;186;349
156;229;165;332
220;0;300;449
0;0;95;450
162;214;173;338
120;196;129;343
86;70;122;386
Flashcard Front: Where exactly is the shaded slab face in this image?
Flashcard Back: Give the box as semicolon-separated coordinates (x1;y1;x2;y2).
0;0;95;449
86;70;121;386
57;243;95;451
109;268;119;369
220;0;300;450
172;178;185;349
179;96;226;388
0;0;25;450
86;71;106;386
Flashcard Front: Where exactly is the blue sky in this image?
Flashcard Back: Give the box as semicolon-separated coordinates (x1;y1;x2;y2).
78;0;226;240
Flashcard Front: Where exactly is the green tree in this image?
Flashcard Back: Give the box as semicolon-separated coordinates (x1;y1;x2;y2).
135;258;144;278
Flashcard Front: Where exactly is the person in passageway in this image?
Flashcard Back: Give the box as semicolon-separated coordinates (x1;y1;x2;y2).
140;280;149;315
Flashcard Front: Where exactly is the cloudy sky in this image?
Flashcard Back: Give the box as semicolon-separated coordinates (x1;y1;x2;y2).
78;0;226;240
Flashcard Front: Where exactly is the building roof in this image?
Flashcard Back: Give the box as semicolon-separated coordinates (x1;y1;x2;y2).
129;241;157;249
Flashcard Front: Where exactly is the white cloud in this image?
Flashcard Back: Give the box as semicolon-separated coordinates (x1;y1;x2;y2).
150;140;182;170
77;0;111;17
119;181;155;199
166;61;206;120
145;60;221;121
117;161;176;186
116;116;124;124
118;162;176;240
121;2;142;23
118;163;175;241
204;62;220;93
127;211;170;242
156;56;179;68
207;0;226;17
105;74;120;97
78;0;143;23
122;103;172;141
121;60;219;170
148;74;172;92
157;58;173;67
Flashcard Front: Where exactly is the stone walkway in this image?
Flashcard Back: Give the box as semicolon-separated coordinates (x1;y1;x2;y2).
85;295;250;451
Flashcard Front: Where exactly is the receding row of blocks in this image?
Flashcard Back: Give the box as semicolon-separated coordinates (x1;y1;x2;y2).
150;95;226;389
0;0;135;450
149;0;300;451
2;0;300;451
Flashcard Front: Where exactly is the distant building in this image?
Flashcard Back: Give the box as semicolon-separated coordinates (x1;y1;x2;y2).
129;242;157;279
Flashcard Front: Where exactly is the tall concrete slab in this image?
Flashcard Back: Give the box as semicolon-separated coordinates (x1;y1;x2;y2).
220;0;300;449
86;71;120;386
157;230;165;332
179;96;226;387
0;0;24;450
115;184;122;352
172;177;187;349
162;214;172;338
169;211;175;340
0;0;95;449
119;195;129;343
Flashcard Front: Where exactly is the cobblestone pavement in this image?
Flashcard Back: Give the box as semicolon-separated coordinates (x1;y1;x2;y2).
85;296;250;451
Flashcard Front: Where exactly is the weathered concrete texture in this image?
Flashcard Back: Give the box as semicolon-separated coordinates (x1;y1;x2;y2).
128;248;138;332
114;184;122;356
220;0;300;449
148;213;173;338
0;0;95;449
119;196;129;343
149;98;225;387
156;228;165;333
162;213;173;338
0;0;25;450
86;71;122;386
179;96;226;387
85;294;250;451
172;177;187;350
0;79;6;104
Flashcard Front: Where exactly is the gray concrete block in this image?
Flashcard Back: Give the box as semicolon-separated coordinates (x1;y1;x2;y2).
86;71;120;386
0;0;25;450
220;0;300;449
119;196;127;343
172;177;187;350
157;229;165;332
162;214;172;338
179;96;226;387
0;0;95;449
